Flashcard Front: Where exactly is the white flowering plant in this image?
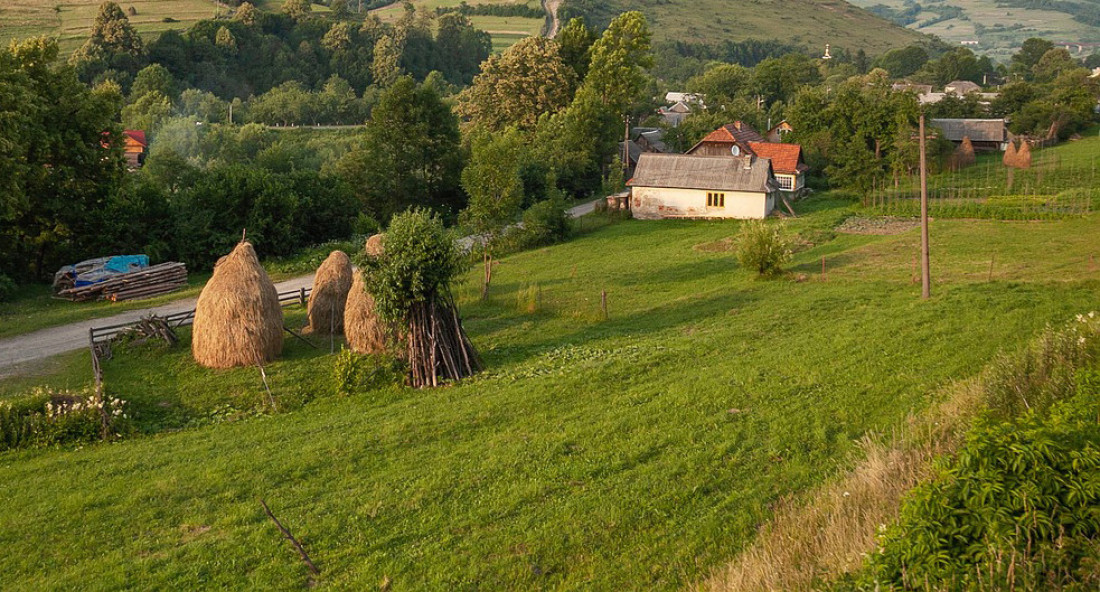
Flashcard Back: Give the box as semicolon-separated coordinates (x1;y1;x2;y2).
0;387;131;451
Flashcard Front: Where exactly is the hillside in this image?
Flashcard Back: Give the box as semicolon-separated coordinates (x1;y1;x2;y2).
2;174;1100;587
847;0;1100;62
0;0;224;55
558;0;928;55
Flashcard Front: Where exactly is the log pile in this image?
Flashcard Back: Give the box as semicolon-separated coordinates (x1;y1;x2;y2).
406;294;483;388
59;262;188;302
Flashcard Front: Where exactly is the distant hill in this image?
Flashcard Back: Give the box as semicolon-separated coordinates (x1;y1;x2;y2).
558;0;929;56
846;0;1100;62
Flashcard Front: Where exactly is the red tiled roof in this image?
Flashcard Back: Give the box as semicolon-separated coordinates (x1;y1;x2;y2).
700;121;766;145
123;130;147;147
747;142;806;175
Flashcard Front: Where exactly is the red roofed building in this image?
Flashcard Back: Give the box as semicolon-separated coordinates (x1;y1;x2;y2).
687;122;808;194
122;130;147;168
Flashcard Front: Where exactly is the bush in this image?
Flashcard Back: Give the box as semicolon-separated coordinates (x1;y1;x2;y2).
0;388;130;451
332;348;405;396
859;369;1100;591
734;219;792;276
496;197;572;254
0;273;15;302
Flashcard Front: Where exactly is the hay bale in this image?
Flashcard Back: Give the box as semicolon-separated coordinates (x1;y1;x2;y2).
305;251;352;335
1003;140;1017;167
192;241;283;368
950;136;977;170
344;270;388;354
365;233;384;258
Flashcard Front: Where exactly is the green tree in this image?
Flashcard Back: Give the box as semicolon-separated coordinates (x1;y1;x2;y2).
751;53;820;105
70;1;146;81
582;11;653;115
1012;37;1054;79
456;36;576;131
215;26;238;53
556;17;596;80
234;2;258;25
122;90;173;131
283;0;312;21
460;128;527;297
873;45;928;78
686;63;751;110
129;63;176;102
336;76;464;220
1032;48;1076;83
434;13;491;86
371;35;403;87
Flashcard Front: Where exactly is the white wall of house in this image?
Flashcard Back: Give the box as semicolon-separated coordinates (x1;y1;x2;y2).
631;186;774;219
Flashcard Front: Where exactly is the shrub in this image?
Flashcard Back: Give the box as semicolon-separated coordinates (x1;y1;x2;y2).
496;197;572;254
734;219;792;277
0;388;130;451
0;273;15;302
332;348;405;396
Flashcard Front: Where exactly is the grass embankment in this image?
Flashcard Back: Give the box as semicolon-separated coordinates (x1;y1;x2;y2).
1;198;1098;589
0;240;356;340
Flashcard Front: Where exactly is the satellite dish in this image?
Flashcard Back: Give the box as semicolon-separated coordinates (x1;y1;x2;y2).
730;145;741;156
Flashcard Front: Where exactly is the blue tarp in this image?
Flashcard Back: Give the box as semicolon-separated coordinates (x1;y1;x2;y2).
103;255;149;274
54;255;150;289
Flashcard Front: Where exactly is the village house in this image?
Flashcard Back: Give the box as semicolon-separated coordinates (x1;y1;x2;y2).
620;128;670;176
765;120;794;143
122;130;147;168
628;153;780;220
930;118;1010;151
657;101;693;127
687;122;809;193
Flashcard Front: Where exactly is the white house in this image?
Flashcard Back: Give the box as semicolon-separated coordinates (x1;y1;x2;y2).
628;153;780;220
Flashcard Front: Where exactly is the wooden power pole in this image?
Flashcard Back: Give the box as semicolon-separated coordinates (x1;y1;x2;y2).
919;113;931;299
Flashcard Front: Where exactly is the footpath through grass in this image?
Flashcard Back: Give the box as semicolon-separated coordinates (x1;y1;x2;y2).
1;202;1098;589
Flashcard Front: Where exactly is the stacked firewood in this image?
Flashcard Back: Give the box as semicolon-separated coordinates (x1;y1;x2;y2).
59;262;188;302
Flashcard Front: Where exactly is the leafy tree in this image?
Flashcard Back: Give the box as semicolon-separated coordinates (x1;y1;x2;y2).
215;26;238;53
1032;47;1076;83
583;11;653;115
460;128;527;296
70;1;146;82
177;88;229;122
751;53;820;105
686;63;751;110
234;2;258;25
456;36;576;131
434;13;491;86
0;37;126;280
914;46;982;85
129;63;177;102
735;220;791;277
283;0;312;21
122;91;173;131
336;76;464;221
371;35;403;87
873;45;928;78
1012;37;1054;79
556;17;596;80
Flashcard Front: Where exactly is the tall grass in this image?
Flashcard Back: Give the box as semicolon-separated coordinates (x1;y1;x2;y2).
701;312;1100;591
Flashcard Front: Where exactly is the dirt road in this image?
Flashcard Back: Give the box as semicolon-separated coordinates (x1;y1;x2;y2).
0;199;601;377
543;0;562;38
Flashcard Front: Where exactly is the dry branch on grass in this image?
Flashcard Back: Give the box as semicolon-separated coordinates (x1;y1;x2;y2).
192;241;283;369
305;251;352;336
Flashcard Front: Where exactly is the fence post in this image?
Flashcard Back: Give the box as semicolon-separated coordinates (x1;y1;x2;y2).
299;287;307;306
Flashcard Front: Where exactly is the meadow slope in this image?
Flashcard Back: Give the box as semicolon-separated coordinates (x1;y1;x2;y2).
1;198;1099;589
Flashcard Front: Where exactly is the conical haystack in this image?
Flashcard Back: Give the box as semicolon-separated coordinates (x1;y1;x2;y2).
192;241;283;368
305;250;352;335
950;136;976;170
1002;140;1017;166
344;270;388;354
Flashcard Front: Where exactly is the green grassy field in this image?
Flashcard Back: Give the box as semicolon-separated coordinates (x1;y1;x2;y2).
371;0;544;52
847;0;1100;62
0;0;224;56
1;196;1099;589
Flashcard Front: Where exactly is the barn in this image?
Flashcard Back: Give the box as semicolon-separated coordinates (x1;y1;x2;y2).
628;153;780;220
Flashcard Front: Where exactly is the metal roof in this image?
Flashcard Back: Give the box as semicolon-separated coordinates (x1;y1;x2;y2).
628;153;777;193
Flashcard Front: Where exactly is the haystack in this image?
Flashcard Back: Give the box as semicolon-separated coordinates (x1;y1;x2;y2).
192;241;283;368
950;136;976;170
305;250;352;335
1014;140;1032;169
1002;140;1017;166
365;233;384;258
344;270;388;354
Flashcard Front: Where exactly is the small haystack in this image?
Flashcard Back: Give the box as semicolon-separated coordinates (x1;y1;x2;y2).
344;271;388;354
1002;140;1018;166
365;233;384;258
1014;140;1032;169
950;136;977;170
305;250;352;335
192;241;283;368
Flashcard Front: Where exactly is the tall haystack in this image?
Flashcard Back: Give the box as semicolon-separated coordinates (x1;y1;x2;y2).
305;250;352;335
1003;140;1018;166
344;270;388;354
192;241;283;368
950;136;977;170
365;233;384;258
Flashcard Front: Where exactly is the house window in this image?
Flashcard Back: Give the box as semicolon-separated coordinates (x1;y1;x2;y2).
707;192;725;208
777;176;794;191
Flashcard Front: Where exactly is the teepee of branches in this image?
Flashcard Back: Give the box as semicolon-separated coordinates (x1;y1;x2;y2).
359;210;481;388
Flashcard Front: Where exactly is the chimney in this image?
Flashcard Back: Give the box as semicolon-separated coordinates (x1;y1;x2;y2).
743;154;755;170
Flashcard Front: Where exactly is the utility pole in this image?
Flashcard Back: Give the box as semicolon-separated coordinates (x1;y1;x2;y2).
919;112;931;299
